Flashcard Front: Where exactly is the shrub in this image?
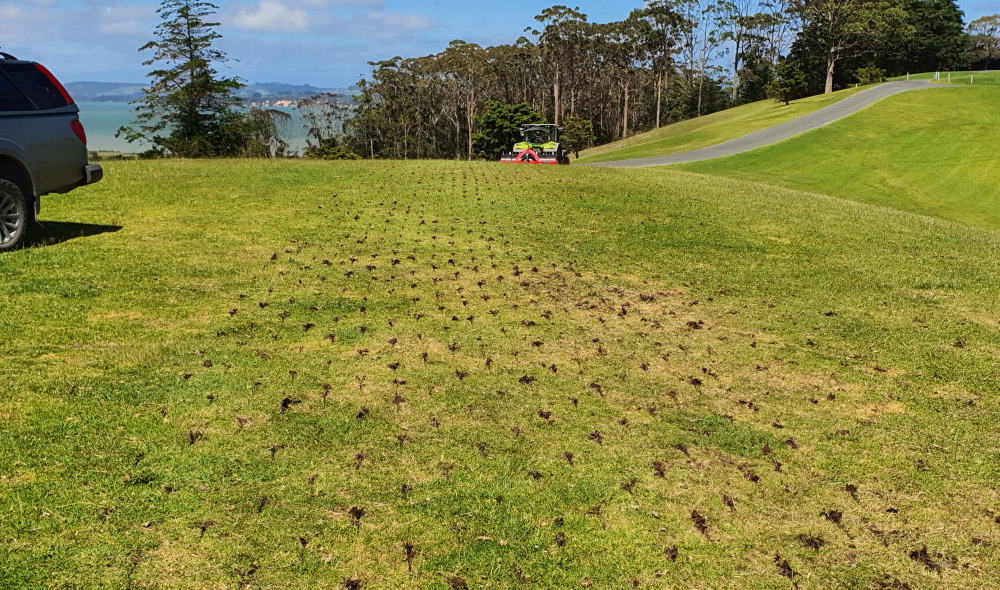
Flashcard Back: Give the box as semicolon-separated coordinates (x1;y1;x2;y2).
854;64;887;86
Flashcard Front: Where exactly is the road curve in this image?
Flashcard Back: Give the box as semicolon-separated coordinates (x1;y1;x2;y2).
579;80;943;168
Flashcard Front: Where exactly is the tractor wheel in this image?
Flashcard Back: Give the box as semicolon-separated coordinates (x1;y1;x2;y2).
0;179;27;252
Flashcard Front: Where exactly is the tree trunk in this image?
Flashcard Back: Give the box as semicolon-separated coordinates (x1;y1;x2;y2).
467;85;474;160
454;106;462;160
655;71;662;129
622;79;630;139
664;68;671;125
553;68;561;126
697;73;705;117
825;43;836;94
732;47;739;102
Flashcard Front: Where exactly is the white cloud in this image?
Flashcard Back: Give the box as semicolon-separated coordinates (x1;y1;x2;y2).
344;10;436;38
299;0;383;7
226;0;435;38
232;1;309;33
0;2;153;47
97;5;157;36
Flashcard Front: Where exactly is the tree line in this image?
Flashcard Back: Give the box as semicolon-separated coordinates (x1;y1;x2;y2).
122;0;996;160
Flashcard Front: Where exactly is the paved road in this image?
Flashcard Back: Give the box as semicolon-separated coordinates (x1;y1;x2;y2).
580;81;944;168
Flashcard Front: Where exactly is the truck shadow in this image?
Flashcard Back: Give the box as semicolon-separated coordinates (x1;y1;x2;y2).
24;221;122;248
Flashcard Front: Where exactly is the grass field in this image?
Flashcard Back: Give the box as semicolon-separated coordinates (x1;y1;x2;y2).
681;86;1000;230
3;159;1000;588
889;71;1000;85
575;85;869;164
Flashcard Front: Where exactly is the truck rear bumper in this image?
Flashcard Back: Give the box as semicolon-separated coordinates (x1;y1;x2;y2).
51;163;103;194
83;164;103;185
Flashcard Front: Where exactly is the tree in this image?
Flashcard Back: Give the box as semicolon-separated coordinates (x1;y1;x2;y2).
118;0;243;157
900;0;970;72
441;41;486;160
299;93;352;153
715;0;761;101
761;0;797;63
853;62;886;84
738;43;775;103
215;108;291;157
472;102;543;160
693;3;725;116
635;1;685;128
303;137;360;160
598;16;652;139
768;61;809;104
560;117;596;158
968;15;1000;69
531;6;589;126
791;0;907;94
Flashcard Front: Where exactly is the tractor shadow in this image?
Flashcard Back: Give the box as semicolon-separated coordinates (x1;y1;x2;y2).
23;221;122;248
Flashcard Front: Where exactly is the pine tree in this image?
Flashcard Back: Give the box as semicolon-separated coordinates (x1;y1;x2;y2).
118;0;243;157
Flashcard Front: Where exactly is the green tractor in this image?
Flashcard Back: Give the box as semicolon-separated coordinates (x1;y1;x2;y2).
500;124;569;165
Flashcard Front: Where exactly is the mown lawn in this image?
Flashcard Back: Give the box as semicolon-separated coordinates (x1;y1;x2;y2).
681;86;1000;231
2;159;1000;589
575;85;869;164
889;71;1000;85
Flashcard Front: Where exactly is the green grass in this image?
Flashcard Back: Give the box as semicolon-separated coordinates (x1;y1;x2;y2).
681;86;1000;230
889;70;1000;85
575;85;870;164
4;159;1000;588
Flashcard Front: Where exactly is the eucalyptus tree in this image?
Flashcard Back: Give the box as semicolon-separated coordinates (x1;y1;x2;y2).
695;2;724;114
530;6;589;125
791;0;907;93
598;16;653;139
968;14;1000;68
441;41;486;159
298;93;350;149
715;0;763;100
637;0;687;127
761;0;797;62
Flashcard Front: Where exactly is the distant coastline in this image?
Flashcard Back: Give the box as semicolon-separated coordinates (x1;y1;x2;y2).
65;81;359;104
77;101;331;153
69;80;357;152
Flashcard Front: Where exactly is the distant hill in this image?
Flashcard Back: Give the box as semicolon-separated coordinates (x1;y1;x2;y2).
65;81;358;103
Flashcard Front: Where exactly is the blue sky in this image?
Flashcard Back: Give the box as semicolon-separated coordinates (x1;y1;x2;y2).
0;0;993;87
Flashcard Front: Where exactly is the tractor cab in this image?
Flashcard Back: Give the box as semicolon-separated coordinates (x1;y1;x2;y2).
521;124;558;146
500;123;569;165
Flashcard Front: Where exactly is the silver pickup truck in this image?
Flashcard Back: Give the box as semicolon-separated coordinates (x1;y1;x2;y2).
0;52;102;251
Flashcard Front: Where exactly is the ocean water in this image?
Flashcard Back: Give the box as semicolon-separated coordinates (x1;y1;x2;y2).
77;102;314;154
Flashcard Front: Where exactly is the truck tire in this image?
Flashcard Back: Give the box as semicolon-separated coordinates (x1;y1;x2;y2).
0;179;27;252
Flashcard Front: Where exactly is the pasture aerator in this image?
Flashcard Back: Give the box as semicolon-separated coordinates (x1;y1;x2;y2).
500;124;570;165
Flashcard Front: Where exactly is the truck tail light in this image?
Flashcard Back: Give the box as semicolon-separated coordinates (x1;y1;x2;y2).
71;120;87;146
33;63;75;105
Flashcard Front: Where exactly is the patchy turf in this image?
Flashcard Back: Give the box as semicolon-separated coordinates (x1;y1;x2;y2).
680;86;1000;231
3;159;1000;589
575;85;869;164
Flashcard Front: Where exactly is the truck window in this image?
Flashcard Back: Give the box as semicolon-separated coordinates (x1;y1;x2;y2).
0;72;35;111
1;65;68;110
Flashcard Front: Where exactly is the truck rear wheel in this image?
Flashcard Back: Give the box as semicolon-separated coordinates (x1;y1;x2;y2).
0;179;27;252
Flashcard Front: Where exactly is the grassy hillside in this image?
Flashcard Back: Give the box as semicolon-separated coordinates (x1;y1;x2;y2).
889;70;1000;85
575;85;869;164
681;86;1000;230
3;160;1000;588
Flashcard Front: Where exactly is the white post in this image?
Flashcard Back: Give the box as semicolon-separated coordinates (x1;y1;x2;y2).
906;73;910;81
947;73;950;83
